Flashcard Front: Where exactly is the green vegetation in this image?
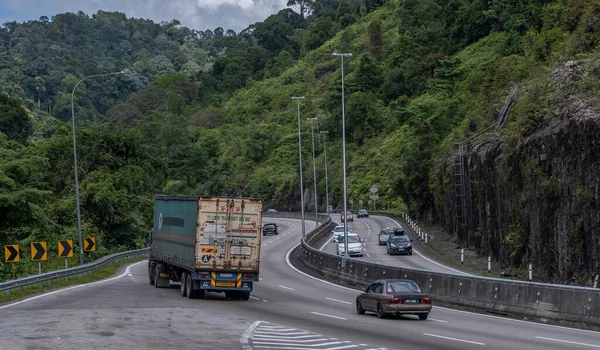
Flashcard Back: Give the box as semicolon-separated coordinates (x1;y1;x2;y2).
1;0;600;282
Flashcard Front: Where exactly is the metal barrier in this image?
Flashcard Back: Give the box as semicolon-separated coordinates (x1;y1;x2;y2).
0;248;150;295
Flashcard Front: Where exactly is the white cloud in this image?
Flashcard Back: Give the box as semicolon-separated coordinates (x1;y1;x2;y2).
0;0;289;31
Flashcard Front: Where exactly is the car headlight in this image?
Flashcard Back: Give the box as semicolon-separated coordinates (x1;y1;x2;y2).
390;243;396;248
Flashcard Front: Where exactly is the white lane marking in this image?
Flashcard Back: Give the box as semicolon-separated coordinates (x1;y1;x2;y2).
278;285;295;291
381;216;472;276
428;318;448;323
250;296;261;301
0;260;146;310
319;235;334;251
286;241;600;336
259;277;263;281
241;320;262;350
422;333;485;345
326;297;352;305
366;254;371;258
255;331;311;336
310;312;347;320
535;336;600;348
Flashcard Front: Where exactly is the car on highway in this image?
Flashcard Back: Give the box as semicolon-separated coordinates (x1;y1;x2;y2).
332;225;352;242
262;223;278;235
356;209;369;218
340;210;353;222
387;234;413;255
267;208;277;213
393;226;405;235
356;279;432;319
378;227;394;245
336;233;364;257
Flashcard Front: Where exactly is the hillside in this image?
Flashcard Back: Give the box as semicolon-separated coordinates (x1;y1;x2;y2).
1;0;600;284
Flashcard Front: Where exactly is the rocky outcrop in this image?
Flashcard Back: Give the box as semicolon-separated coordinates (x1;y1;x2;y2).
435;61;600;284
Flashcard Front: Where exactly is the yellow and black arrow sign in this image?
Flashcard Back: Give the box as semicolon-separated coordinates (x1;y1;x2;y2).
84;237;96;252
58;240;73;258
4;245;19;263
31;242;47;261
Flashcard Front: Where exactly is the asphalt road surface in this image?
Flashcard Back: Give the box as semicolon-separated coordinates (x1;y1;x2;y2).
1;218;597;350
322;215;471;275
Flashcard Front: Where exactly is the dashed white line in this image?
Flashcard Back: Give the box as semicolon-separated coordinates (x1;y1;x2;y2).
278;285;295;291
326;297;352;305
250;296;261;300
535;336;600;348
428;318;448;323
310;312;347;320
422;333;485;345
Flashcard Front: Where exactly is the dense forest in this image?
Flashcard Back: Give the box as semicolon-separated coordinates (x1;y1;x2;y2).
1;0;599;284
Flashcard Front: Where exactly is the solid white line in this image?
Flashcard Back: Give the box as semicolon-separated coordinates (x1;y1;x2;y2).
254;346;358;350
535;336;600;348
241;320;263;350
381;216;472;276
310;312;347;320
0;260;146;310
319;235;334;251
250;296;261;301
252;341;345;347
422;333;485;345
428;318;448;323
326;297;352;305
255;331;311;336
278;285;295;291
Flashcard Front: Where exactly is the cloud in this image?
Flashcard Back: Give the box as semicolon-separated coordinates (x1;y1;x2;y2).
0;0;289;31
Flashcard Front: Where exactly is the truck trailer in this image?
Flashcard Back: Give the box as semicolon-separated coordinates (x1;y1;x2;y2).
148;195;262;300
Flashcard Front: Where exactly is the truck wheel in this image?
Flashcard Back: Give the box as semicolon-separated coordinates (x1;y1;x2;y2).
148;264;155;285
239;292;250;301
185;274;196;299
196;289;206;299
180;271;187;297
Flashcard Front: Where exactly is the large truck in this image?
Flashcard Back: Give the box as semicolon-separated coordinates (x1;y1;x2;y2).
148;195;263;300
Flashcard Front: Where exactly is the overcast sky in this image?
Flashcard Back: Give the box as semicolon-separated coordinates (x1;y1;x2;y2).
0;0;289;32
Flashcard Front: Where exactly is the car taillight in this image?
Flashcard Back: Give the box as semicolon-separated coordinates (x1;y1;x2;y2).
388;297;403;304
243;273;254;281
420;296;432;304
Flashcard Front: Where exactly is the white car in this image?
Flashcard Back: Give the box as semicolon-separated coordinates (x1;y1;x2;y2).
332;225;352;242
336;233;364;257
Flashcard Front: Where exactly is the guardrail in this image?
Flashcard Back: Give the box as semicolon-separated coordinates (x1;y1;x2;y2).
291;213;600;330
0;248;150;295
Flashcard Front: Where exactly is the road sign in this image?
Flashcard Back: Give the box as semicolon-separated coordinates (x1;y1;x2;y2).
31;242;47;261
84;237;96;252
370;194;379;200
368;200;372;205
58;240;73;258
359;199;363;205
4;245;19;263
349;199;353;204
369;185;378;194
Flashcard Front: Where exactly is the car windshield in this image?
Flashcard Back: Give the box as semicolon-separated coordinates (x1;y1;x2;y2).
338;235;360;243
389;236;409;243
387;281;422;293
380;230;392;236
334;226;345;232
264;224;275;228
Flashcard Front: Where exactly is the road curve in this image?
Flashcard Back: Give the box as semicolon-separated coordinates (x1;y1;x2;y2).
321;215;472;275
2;218;598;350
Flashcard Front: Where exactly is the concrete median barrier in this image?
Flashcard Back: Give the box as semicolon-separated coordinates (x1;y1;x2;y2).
297;231;600;330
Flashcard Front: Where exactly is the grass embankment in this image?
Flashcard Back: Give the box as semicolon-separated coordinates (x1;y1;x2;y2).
0;257;146;304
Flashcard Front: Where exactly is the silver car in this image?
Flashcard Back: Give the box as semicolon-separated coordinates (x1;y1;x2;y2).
332;225;352;242
378;228;393;245
336;233;364;257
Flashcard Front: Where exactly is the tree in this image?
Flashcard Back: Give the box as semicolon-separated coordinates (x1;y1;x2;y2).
0;93;32;143
368;19;383;55
287;0;314;18
352;54;383;93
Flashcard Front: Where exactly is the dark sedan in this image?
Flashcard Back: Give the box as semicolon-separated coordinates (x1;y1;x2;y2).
262;223;278;235
356;279;432;319
387;235;413;255
356;209;369;218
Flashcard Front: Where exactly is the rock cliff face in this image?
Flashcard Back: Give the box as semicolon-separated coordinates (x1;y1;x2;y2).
435;61;600;284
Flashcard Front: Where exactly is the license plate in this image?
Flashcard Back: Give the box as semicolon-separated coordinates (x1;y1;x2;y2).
215;281;236;287
220;273;233;278
404;299;418;304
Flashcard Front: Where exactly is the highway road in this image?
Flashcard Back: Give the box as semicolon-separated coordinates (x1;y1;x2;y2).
1;218;598;350
321;215;471;275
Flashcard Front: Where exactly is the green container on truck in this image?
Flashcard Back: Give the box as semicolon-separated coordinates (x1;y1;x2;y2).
148;195;263;300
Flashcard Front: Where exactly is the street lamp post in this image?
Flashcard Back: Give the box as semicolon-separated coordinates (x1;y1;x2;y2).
332;52;352;261
291;96;306;239
319;131;329;215
71;70;125;265
307;117;318;226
